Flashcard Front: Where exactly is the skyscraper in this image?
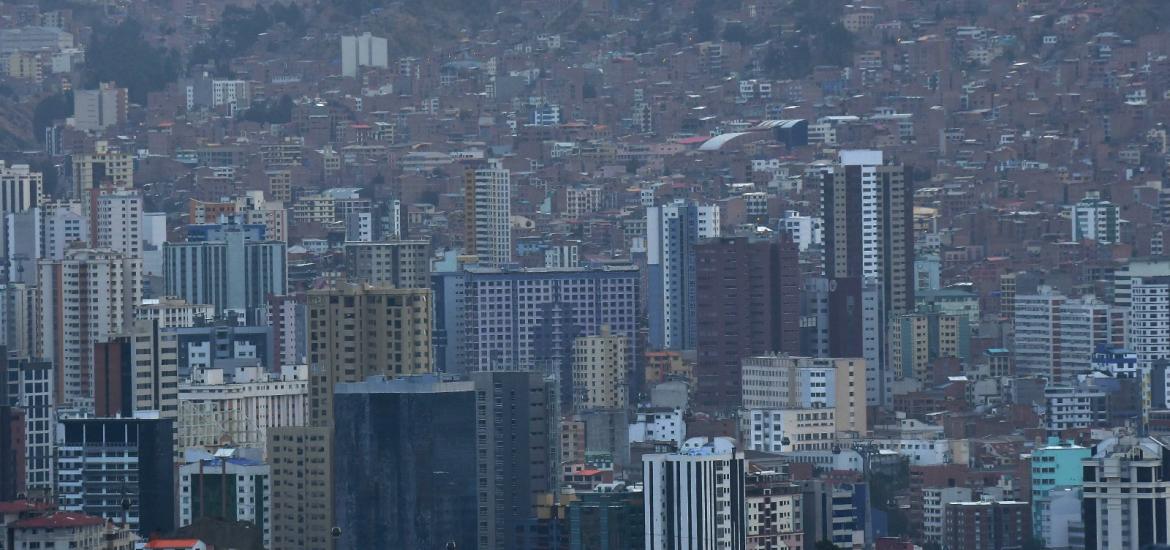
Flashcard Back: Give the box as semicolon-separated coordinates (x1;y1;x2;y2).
71;140;133;198
464;159;511;267
1014;288;1123;384
270;284;432;550
643;436;747;550
646;199;720;351
0;161;42;214
694;233;801;411
163;225;287;318
1082;436;1170;550
822;150;912;406
572;326;629;411
0;357;53;492
456;265;639;406
55;416;175;536
342;240;431;288
37;248;141;404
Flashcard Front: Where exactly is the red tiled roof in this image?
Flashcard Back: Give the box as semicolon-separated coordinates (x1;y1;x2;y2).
10;512;104;529
146;539;203;549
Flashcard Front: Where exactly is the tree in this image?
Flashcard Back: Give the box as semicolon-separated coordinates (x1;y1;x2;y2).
33;91;73;142
815;540;843;550
721;22;752;45
84;19;178;104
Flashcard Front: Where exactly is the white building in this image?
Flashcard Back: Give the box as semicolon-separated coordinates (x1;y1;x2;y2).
646;200;720;350
779;210;822;251
135;297;215;328
1082;436;1170;550
922;486;972;544
2;358;54;490
0;161;42;214
1071;196;1122;244
93;190;143;258
644;437;746;550
1014;288;1122;383
37;248;141;404
178;365;308;452
740;408;836;453
70;82;127;132
341;32;388;77
628;408;685;447
1129;277;1170;398
467;159;511;267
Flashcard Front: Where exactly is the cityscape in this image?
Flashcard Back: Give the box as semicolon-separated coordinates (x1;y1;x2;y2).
0;0;1169;549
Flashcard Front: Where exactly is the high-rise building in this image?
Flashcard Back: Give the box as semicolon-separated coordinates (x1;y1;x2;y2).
1082;436;1170;550
70;82;128;132
1071;196;1123;244
340;32;388;77
457;265;639;405
0;282;36;358
89;189;142;258
1014;288;1123;383
464;159;512;267
469;370;555;550
694;234;801;411
332;371;554;550
305;284;432;427
0;162;42;214
572;326;628;411
943;500;1031;550
269;284;431;550
37;248;141;404
646;199;720;351
71;140;133;197
739;407;836;452
740;355;867;435
1;357;53;492
342;240;430;288
1129;276;1170;403
134;297;215;328
267;426;333;550
745;472;803;550
643;436;747;550
0;405;24;501
163;226;287;317
888;309;971;385
822;150;912;406
55;416;175;536
1029;438;1089;546
178;450;271;549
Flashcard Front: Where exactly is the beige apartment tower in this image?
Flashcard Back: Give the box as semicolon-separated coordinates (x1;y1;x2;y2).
572;325;628;411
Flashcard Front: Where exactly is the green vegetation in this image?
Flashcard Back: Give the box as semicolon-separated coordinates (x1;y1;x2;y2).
240;95;294;124
189;4;307;76
83;19;179;104
32;91;73;142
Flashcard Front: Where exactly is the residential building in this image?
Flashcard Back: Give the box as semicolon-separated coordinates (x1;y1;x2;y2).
943;500;1030;550
163;226;287;317
134;297;215;328
1029;439;1089;546
0;162;42;214
178;365;307;451
740;355;867;435
888;309;971;384
178;450;271;549
37;248;141;404
8;512;133;550
71;141;134;197
340;32;388;77
745;472;803;550
628;408;685;447
1082;436;1170;550
1014;288;1122;383
572;326;628;411
695;234;801;411
0;406;23;501
464;159;512;267
55;416;175;536
646;199;719;351
740;408;836;453
267;426;332;550
644;437;747;550
342;240;430;288
922;486;972;545
0;358;52;492
71;82;127;132
457;265;639;405
822;150;913;407
1071;196;1123;244
1129;276;1170;405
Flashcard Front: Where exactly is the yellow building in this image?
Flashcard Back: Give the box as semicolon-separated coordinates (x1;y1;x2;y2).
572;326;628;410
